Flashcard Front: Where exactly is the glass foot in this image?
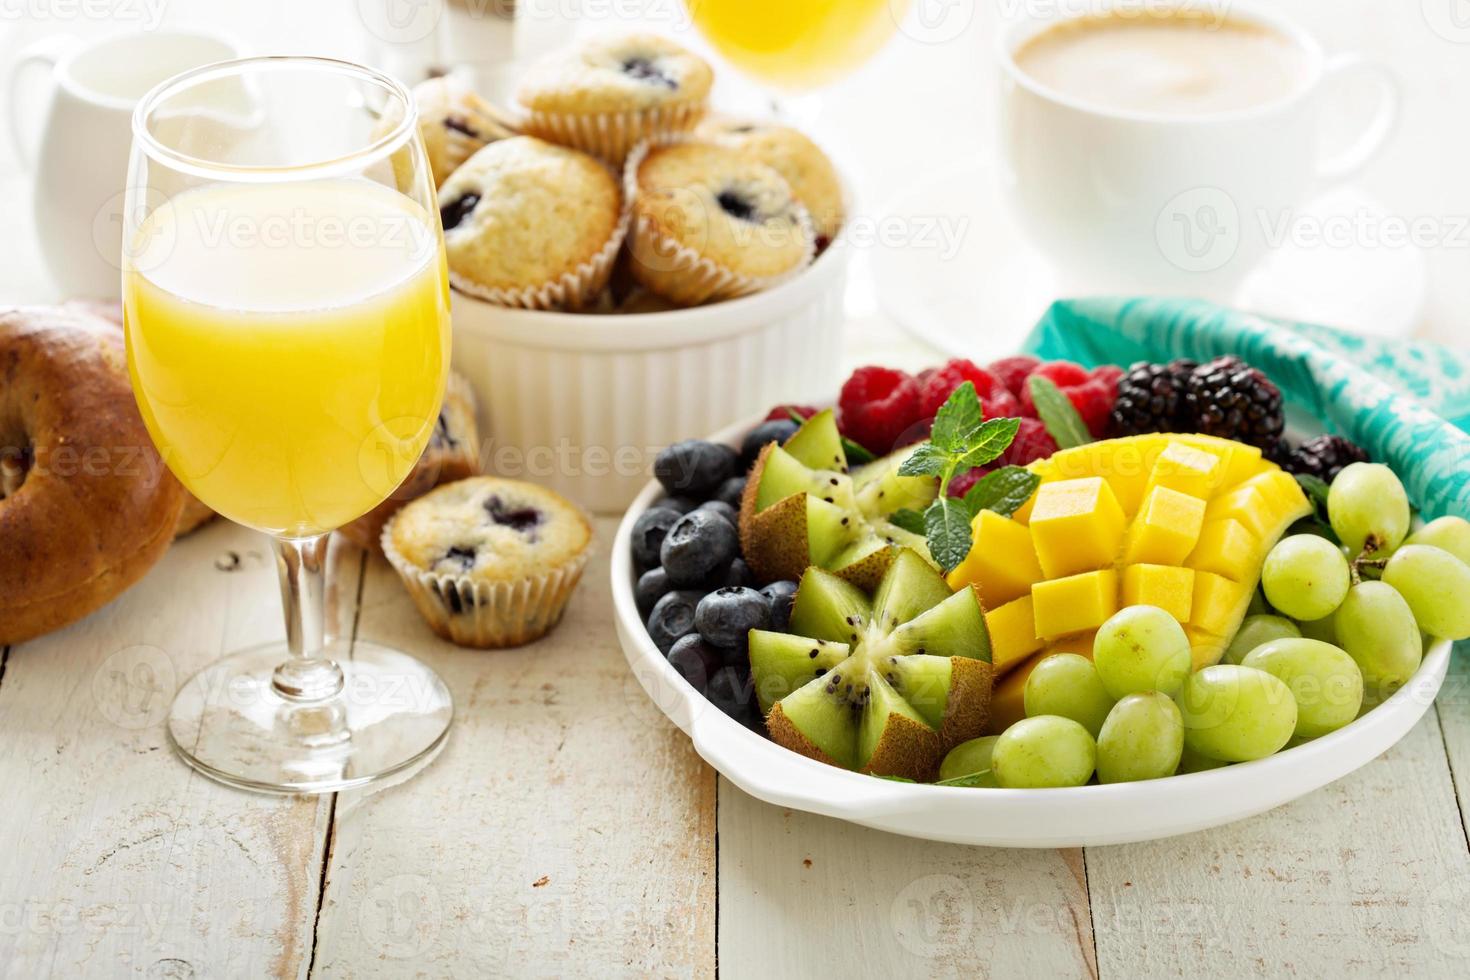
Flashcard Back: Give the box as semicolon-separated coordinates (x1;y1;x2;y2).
167;641;452;794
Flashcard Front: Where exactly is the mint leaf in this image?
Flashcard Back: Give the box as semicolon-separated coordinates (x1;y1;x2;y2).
897;442;950;478
924;496;974;574
1027;375;1092;449
1295;472;1330;512
930;381;983;452
962;466;1042;518
953;417;1021;472
935;771;994;787
888;508;927;535
842;436;876;465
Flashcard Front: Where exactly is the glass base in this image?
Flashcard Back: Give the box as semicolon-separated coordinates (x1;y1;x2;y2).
167;641;452;794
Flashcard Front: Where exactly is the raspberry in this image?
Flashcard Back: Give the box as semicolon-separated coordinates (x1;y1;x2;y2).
918;359;1022;420
765;404;818;422
947;465;992;499
987;356;1041;399
837;366;923;455
1002;417;1059;467
1020;362;1115;436
1090;364;1125;398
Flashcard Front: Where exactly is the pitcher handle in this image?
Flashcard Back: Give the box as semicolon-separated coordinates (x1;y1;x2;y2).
7;35;79;169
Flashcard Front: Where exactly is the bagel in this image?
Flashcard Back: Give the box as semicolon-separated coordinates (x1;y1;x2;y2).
0;306;184;645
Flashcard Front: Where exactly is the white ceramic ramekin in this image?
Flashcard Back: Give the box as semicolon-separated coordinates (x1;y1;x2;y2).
450;237;849;514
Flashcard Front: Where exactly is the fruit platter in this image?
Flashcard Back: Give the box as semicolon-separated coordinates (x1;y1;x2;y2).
611;355;1463;847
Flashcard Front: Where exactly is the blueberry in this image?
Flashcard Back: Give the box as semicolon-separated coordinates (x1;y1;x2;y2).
715;476;747;509
705;665;756;717
631;507;681;569
740;419;798;466
654;495;700;515
667;634;723;690
717;189;758;223
646;590;704;654
635;567;673;620
660;510;738;587
760;580;798;632
713;557;754;590
440;193;479;231
695;586;772;650
621;56;677;89
696;499;738;527
654;440;738;497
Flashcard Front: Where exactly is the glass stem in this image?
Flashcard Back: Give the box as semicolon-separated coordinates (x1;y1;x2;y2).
270;534;344;702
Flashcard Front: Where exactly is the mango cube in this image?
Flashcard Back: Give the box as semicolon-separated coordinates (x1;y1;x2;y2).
1032;569;1119;639
1241;470;1311;523
1047;437;1162;516
1122;564;1195;623
1182;436;1268;489
1123;486;1206;565
1204;483;1276;539
1145;442;1224;500
985;595;1044;674
986;653;1044;735
947;510;1043;607
1189;518;1257;580
1012;488;1037;525
1028;478;1127;579
1191;571;1246;636
1184;626;1230;671
1045;630;1099;657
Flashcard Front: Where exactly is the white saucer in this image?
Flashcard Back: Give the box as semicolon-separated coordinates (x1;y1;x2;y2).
873;166;1428;360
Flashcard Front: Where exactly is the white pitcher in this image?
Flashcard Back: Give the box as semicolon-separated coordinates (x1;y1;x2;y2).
8;31;241;298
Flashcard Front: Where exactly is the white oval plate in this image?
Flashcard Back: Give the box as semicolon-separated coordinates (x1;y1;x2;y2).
610;414;1451;847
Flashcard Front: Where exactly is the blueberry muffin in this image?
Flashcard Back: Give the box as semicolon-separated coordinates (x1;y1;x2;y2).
383;477;592;648
340;371;481;554
516;33;713;162
413;75;519;187
439;137;627;309
627;141;815;306
698;117;845;249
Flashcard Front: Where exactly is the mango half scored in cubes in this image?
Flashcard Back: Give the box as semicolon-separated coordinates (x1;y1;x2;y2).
946;433;1312;726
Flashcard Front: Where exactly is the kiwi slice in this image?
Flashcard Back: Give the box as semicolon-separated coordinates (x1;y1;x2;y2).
739;411;939;585
759;551;994;781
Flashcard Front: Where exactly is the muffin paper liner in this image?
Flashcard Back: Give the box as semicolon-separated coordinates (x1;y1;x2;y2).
518;99;707;166
448;156;632;311
380;513;591;649
622;139;818;307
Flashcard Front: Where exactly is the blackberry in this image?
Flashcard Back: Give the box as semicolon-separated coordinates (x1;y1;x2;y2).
1287;435;1369;484
1109;360;1194;435
1184;356;1283;450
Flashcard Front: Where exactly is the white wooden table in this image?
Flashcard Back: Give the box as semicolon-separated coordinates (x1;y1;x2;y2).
5;2;1470;977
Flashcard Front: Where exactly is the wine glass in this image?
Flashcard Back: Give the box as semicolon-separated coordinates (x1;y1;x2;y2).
122;57;454;794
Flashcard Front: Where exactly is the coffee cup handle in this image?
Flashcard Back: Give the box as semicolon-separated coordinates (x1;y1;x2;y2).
7;34;78;170
1316;53;1401;182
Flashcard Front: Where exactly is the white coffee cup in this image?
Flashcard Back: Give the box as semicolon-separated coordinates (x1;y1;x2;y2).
8;30;242;298
997;2;1400;299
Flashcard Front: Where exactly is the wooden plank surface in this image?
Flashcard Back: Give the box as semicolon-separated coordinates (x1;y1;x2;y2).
717;783;1097;980
0;522;341;978
1086;713;1470;976
307;519;718;979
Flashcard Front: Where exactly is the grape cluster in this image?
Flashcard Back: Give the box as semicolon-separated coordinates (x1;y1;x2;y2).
936;462;1470;788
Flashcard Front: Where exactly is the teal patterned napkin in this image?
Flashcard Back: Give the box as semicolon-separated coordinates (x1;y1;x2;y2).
1022;297;1470;521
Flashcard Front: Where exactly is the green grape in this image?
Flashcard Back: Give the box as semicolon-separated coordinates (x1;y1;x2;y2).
939;736;999;782
1327;462;1411;556
1024;654;1115;737
1241;638;1363;738
1298;614;1339;645
1176;745;1231;773
1093;605;1192;700
1405;516;1470;566
1178;665;1297;762
1332;580;1424;702
1261;535;1350;621
1224;614;1302;665
992;716;1097;788
1382;545;1470;641
1096;692;1184;784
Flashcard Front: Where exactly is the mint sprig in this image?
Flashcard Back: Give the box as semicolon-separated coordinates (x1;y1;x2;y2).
962;466;1042;518
1027;375;1093;449
894;382;1023;573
